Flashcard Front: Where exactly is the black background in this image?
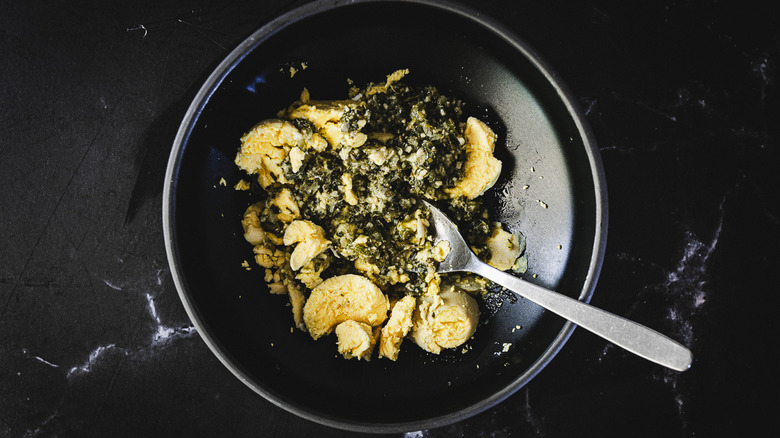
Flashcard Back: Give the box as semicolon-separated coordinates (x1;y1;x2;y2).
2;0;778;436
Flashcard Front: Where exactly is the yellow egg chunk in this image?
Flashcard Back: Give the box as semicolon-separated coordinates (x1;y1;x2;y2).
335;320;379;360
289;146;305;173
341;173;359;206
287;100;350;128
365;68;409;95
283;220;331;271
378;295;417;361
485;226;522;271
286;100;367;148
303;274;389;339
241;203;267;245
269;188;301;223
235;119;303;188
295;255;329;289
288;282;307;331
446;117;502;199
409;286;480;354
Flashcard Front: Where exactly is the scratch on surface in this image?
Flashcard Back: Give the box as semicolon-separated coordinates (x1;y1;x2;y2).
121;2;242;43
126;24;148;38
599;139;667;154
2;95;125;318
102;279;122;291
612;92;678;122
177;19;227;50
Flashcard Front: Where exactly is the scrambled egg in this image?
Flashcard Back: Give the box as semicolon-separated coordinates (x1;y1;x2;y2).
295;254;329;289
235;71;527;361
269;188;300;223
241;203;267;245
235;120;299;188
235;118;329;188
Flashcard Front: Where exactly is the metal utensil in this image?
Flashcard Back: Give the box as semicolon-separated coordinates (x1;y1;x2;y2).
423;201;693;372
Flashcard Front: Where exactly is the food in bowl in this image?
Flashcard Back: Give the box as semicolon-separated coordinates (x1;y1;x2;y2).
234;70;527;360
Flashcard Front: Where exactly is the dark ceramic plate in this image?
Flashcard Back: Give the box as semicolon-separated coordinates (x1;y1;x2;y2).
163;0;607;432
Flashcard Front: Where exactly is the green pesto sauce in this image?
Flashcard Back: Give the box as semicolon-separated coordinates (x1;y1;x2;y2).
253;79;499;297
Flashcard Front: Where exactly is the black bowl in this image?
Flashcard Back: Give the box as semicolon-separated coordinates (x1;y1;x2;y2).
163;0;607;432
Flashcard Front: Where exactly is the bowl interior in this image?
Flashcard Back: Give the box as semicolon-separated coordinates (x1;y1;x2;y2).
166;0;606;431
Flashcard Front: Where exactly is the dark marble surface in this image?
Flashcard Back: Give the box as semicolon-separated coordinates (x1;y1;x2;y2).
1;0;778;436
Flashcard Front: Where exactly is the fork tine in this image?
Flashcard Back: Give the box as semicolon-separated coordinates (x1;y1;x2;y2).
422;200;476;273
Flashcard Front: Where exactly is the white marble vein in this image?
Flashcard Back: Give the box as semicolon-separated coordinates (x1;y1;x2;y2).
22;410;58;438
102;279;123;290
14;268;200;438
145;292;196;346
614;195;726;431
751;52;773;102
664;195;723;343
66;344;117;379
64;268;196;382
521;388;542;436
656;196;724;429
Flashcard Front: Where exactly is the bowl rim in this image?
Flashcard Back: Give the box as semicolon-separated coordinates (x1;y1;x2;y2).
162;0;608;432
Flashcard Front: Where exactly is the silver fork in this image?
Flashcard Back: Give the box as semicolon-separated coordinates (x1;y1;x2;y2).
423;201;693;372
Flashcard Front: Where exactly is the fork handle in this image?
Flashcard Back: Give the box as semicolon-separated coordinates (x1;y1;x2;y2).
471;263;693;372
